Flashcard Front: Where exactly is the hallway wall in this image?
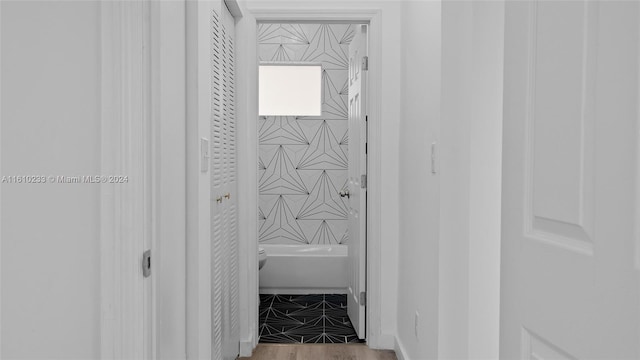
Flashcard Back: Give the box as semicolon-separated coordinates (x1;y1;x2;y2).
395;1;504;359
257;23;355;246
396;1;442;359
439;1;504;358
1;2;101;358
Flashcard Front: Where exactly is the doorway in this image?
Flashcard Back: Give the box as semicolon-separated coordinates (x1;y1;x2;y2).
255;21;369;345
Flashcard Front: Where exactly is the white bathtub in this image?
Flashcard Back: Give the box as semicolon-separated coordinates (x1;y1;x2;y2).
259;244;348;294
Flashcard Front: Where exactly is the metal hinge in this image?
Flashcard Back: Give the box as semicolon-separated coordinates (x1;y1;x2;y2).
142;249;151;277
361;174;367;189
362;56;369;71
365;115;369;155
360;291;367;306
365;115;369;154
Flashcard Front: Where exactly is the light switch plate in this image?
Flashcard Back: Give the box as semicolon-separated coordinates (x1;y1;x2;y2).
431;142;437;174
201;138;209;172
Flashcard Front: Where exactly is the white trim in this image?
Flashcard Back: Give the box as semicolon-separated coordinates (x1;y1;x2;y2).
236;7;384;353
149;3;160;358
394;335;410;360
141;3;154;359
185;1;212;358
249;8;380;22
0;1;3;357
224;0;243;18
258;288;349;295
235;7;260;355
240;341;255;359
636;7;640;357
149;1;188;358
100;2;151;358
259;61;324;66
635;1;640;272
376;333;397;350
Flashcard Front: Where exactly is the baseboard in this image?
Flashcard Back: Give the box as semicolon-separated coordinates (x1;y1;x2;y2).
240;336;255;357
394;335;410;360
374;332;396;350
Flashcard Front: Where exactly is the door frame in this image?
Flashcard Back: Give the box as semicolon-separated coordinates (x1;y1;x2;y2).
0;2;3;357
100;1;154;359
100;1;188;359
235;8;384;354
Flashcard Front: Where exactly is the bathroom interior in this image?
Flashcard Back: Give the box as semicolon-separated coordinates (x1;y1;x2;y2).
256;21;364;344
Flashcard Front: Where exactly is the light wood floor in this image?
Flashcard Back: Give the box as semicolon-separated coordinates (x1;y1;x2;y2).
238;344;397;360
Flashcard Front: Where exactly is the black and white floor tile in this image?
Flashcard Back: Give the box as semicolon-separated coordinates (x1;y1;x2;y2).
258;294;364;344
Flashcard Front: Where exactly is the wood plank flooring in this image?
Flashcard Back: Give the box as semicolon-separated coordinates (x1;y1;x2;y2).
238;344;397;360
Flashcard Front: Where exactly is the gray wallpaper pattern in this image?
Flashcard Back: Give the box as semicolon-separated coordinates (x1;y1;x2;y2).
258;23;355;245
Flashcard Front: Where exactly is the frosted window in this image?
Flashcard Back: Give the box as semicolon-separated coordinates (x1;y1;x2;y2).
259;64;322;116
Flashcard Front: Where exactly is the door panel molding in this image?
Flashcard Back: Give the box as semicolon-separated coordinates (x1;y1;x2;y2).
502;1;640;358
522;0;596;257
521;328;577;360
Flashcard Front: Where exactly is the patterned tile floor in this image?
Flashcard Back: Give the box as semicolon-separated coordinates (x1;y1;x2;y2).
259;294;364;344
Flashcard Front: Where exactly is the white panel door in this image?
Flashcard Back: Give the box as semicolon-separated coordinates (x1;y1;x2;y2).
501;2;640;359
347;24;368;339
211;5;239;360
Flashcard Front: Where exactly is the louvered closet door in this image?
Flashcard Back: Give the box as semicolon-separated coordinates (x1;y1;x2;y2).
211;4;239;360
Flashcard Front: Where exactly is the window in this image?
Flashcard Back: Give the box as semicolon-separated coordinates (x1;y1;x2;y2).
259;64;322;116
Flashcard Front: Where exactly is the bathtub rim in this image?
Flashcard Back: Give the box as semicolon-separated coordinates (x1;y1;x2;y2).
259;243;348;256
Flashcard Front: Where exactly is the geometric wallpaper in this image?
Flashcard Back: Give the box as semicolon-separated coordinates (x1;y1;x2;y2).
258;23;356;245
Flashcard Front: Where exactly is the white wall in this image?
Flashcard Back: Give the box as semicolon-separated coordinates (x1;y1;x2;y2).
236;0;401;352
465;3;503;357
438;1;504;359
395;2;442;359
439;2;473;358
395;2;504;359
1;1;101;358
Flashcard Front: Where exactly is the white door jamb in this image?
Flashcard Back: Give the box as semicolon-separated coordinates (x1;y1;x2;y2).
235;8;385;354
100;1;153;358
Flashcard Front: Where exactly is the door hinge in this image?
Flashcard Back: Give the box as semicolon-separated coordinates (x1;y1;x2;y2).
365;115;369;154
362;56;369;71
360;291;367;306
365;115;369;153
361;174;367;189
142;249;151;277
